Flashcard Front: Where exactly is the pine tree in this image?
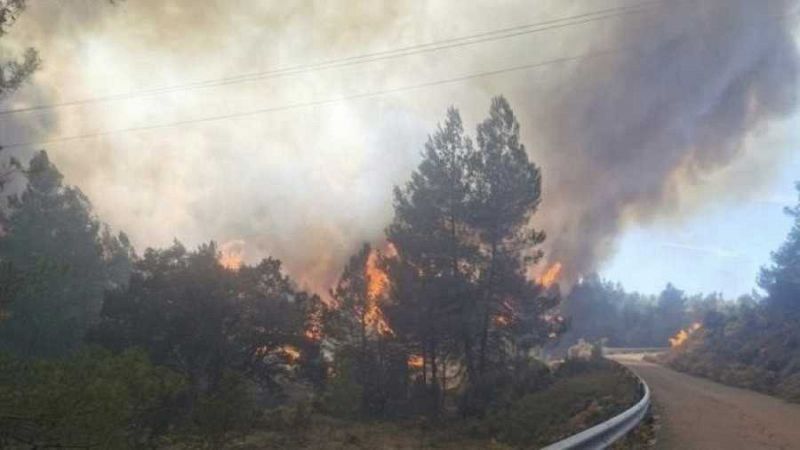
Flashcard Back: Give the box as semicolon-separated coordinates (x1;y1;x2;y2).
384;98;558;416
469;96;547;376
759;182;800;315
0;152;112;357
387;107;478;415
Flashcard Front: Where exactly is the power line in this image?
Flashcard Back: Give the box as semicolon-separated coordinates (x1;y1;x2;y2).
0;0;670;117
3;5;793;150
0;48;626;149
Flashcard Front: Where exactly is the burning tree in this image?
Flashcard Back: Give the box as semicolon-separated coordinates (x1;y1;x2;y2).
326;243;406;416
668;322;702;348
89;242;325;401
468;96;551;378
380;97;560;416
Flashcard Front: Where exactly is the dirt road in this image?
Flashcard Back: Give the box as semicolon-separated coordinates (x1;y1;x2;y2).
612;355;800;450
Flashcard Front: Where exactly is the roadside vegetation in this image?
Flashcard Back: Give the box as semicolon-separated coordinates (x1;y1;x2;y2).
213;357;639;449
660;184;800;403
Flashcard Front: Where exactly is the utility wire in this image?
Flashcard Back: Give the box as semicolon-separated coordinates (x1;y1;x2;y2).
0;49;638;149
3;5;793;150
0;0;670;117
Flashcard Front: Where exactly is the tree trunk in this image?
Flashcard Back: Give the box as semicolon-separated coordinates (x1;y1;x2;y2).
478;238;498;376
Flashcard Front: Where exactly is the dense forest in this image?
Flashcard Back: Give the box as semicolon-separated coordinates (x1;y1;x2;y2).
0;93;642;447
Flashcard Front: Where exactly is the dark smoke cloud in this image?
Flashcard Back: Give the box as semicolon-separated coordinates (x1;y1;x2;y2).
531;0;799;282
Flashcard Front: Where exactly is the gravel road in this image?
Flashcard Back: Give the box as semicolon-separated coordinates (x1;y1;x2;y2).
612;355;800;450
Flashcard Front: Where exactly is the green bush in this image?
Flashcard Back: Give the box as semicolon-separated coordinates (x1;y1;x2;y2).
777;373;800;402
184;370;260;448
460;358;553;417
483;359;639;447
0;348;185;449
320;354;363;418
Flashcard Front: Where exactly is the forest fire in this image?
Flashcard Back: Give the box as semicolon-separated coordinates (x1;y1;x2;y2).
219;240;245;270
669;322;702;348
537;262;563;288
5;1;800;445
255;345;301;364
493;315;510;327
365;248;394;337
305;319;323;342
492;300;514;327
279;345;301;363
407;354;424;369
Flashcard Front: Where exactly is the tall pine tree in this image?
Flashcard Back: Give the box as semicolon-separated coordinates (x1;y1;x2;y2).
383;97;559;415
0;151;130;357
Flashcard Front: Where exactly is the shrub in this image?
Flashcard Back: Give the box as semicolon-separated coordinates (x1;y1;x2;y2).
460;357;553;417
186;370;260;447
777;373;800;402
320;354;364;418
0;348;185;449
483;359;639;447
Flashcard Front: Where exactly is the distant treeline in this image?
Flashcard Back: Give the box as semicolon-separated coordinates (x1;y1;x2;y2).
553;275;729;352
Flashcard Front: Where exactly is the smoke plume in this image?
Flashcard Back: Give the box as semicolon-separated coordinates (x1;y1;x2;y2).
530;0;799;282
0;0;797;293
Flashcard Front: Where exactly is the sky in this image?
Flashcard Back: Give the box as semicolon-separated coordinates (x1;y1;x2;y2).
603;143;800;298
0;0;798;299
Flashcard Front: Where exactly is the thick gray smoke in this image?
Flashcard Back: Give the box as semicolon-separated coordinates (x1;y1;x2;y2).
0;0;797;293
531;0;799;282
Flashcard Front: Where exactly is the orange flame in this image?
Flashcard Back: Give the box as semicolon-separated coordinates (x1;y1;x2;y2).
365;248;394;337
305;305;324;342
219;240;245;270
492;300;514;327
279;345;301;363
305;325;322;342
255;345;301;363
669;322;701;347
537;262;563;288
407;354;424;369
493;315;510;327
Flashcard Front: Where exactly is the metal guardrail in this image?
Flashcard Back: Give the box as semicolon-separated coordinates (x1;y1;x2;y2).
540;366;651;450
603;347;669;355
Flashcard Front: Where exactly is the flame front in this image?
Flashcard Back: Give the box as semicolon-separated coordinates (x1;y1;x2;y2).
669;322;702;347
219;240;245;270
493;315;510;327
537;262;563;288
407;354;424;369
365;248;394;337
492;299;514;327
254;345;301;364
305;304;324;342
279;345;301;363
305;321;323;342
